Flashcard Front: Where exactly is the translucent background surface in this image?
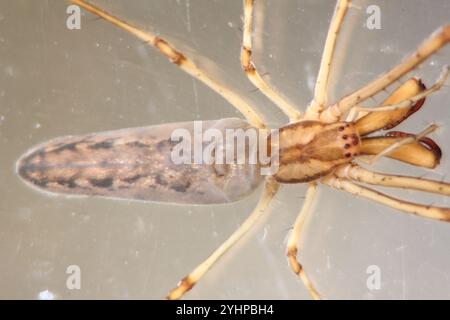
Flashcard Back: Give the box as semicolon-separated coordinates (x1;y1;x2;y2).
0;0;449;299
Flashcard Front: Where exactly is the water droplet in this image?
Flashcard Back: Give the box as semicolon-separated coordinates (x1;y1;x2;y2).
38;290;55;300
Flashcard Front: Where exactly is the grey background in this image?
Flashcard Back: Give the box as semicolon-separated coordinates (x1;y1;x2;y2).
0;0;449;299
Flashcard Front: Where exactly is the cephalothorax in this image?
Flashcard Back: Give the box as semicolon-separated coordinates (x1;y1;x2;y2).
17;0;450;299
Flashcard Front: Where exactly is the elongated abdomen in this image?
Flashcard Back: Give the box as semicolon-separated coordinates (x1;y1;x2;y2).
17;119;263;204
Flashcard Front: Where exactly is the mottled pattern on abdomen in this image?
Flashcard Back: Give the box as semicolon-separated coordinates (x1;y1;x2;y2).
17;119;263;204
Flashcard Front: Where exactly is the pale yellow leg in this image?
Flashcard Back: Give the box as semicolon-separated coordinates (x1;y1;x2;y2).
241;0;301;121
367;124;438;165
166;179;280;300
72;0;267;128
353;66;449;114
305;0;351;119
286;183;321;300
323;176;450;222
320;25;450;123
335;164;450;196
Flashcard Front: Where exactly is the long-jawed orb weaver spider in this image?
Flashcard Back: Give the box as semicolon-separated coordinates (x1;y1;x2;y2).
16;0;450;299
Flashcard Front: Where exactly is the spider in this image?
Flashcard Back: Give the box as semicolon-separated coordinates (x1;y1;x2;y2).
16;0;450;299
